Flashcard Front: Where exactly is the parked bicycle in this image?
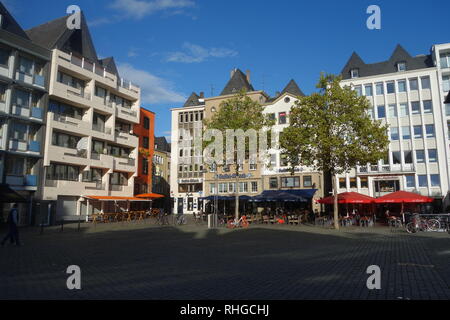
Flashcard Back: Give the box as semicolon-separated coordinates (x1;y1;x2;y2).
227;215;249;229
174;213;187;225
406;214;440;233
155;210;169;226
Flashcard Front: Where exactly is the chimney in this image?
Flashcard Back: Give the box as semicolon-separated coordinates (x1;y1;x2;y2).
246;70;251;84
199;92;204;98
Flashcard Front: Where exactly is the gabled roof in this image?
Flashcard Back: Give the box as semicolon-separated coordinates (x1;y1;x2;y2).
99;57;118;75
183;92;204;108
26;11;99;64
0;2;30;40
341;44;434;80
280;79;305;97
220;68;254;96
154;137;171;153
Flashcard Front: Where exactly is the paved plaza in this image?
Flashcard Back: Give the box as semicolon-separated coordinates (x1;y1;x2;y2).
1;220;449;300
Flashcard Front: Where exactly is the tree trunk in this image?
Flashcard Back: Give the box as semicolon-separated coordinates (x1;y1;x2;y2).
332;174;340;230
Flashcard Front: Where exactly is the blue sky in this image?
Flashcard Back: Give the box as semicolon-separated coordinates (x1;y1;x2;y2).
4;0;450;139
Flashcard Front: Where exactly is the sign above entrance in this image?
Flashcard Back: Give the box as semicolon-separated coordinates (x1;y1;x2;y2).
214;173;253;180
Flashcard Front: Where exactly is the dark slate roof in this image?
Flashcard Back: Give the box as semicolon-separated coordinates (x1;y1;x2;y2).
25;11;99;64
280;79;305;97
183;92;204;108
220;68;255;96
341;44;434;80
99;57;118;75
0;2;30;40
154;137;171;153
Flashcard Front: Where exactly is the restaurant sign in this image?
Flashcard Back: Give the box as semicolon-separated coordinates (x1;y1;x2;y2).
215;173;253;180
179;178;203;184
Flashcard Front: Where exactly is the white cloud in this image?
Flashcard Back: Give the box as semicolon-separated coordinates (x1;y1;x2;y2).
166;42;238;63
117;63;186;104
110;0;195;19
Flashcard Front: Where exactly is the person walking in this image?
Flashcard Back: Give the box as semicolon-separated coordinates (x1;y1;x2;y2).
1;203;21;247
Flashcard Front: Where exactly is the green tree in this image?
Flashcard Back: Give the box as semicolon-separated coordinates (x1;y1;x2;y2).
280;74;389;229
203;90;275;221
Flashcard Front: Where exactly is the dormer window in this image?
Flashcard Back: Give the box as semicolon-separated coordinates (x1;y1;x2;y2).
397;62;406;72
350;68;359;78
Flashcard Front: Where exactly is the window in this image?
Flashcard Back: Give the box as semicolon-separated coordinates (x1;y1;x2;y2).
402;126;411;140
6;157;24;176
143;137;149;149
49;100;83;120
350;68;359;78
239;182;248;193
269;177;278;189
270;154;277;167
416;150;425;163
268;113;276;121
349;178;357;188
404;150;413;164
82;168;103;182
368;108;374;119
93;112;106;132
397;62;406;72
442;75;450;92
47;163;80;181
92;140;105;154
360;177;368;188
425;124;435;138
281;177;300;188
209;183;216;194
142;158;148;175
377;105;386;118
284;97;291;103
354;86;362;97
303;175;312;187
418;175;428;187
440;52;450;68
411;101;420;115
409;78;418;91
278;112;287;124
446;104;450;117
251;181;258;193
249;163;257;170
10;122;28;141
430;175;440;187
0;83;6;102
390;127;399;140
421;77;430;89
179;113;184;123
386;82;395;94
110;172;128;186
14;89;30;108
57;71;84;89
423;100;433;114
0;47;9;66
280;154;288;167
228;183;235;193
143;117;150;129
388;104;397;118
364;85;373;96
18;56;33;75
406;176;415;188
428;149;438;163
95;86;106;98
376;83;384;95
392;151;401;164
219;183;228;193
413;125;423;139
398;80;406;92
399;103;408;117
52;131;81;149
339;178;346;189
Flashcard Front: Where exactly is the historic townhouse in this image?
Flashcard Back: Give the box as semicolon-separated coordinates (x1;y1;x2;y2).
338;44;450;210
26;13;140;221
0;3;51;224
152;136;171;211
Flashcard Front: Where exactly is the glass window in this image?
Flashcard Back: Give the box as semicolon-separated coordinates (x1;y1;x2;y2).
11;122;28;141
388;104;397;118
368;108;374;119
280;154;288;167
251;181;258;193
143;137;149;149
278;112;287;124
303;176;312;187
209;183;216;194
440;52;450;68
360;177;368;188
6;157;24;176
339;178;346;189
446;104;450;116
421;77;430;89
386;82;395;94
351;69;359;78
376;83;384;95
354;86;362;97
397;62;406;72
399;103;409;117
398;80;406;92
423;100;433;114
442;75;450;92
416;150;425;163
411;101;420;115
239;182;248;193
392;151;401;164
406;176;415;188
228;183;235;193
14;89;30;107
269;177;278;189
390;127;399;140
144;117;150;129
409;78;418;91
349;178;357;188
430;175;440;187
418;175;428;187
402;126;411;140
364;85;373;96
95;86;106;98
428;149;438;163
413;125;423;139
0;48;9;66
425;124;435;138
0;83;6;102
281;177;300;188
18;56;33;74
377;105;385;118
404;151;413;164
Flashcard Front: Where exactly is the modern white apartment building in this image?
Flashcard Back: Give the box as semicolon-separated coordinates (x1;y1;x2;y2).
170;92;205;215
338;44;450;210
25;13;140;221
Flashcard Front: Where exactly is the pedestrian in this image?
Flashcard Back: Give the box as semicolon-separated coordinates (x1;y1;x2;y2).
1;203;21;247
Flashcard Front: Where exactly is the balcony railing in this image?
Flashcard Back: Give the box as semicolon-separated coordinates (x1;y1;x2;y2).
120;108;137;117
92;124;112;134
118;158;135;166
357;164;415;174
6;175;37;187
9;139;40;153
67;88;91;100
64;149;87;159
33;74;45;87
85;181;105;190
109;184;124;191
91;152;101;160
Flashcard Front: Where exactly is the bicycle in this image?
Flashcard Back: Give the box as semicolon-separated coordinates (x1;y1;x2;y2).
174;214;187;225
406;216;440;233
155;211;169;225
227;215;249;229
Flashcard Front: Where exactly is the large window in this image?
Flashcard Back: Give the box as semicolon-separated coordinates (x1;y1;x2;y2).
0;83;7;102
49;100;83;120
406;176;415;188
6;157;25;176
350;69;359;78
428;149;438;163
442;75;450;92
57;71;84;89
397;80;406;92
440;52;450;68
239;182;248;193
409;78;418;91
47;163;80;181
411;101;420;115
10;122;28;141
390;127;399;141
421;77;430;89
399;103;409;117
392;151;401;164
339;178;346;189
281;176;300;188
354;86;362;97
251;181;258;193
388;104;397;118
404;151;413;164
142;158;148;175
413;125;423;139
386;82;395;94
0;47;9;66
364;85;373;96
82;168;103;182
402;126;411;140
92;140;105;154
52;131;81;149
377;105;386;118
14;89;30;108
143;137;149;149
360;177;368;188
423;100;433;114
110;172;128;185
416;150;425;163
430;175;440;187
278;112;287;124
303;175;312;187
376;83;384;95
144;117;150;129
18;56;33;75
418;175;427;187
269;177;278;189
425;124;435;138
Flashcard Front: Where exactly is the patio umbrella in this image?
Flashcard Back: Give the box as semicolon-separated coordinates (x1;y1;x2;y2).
316;192;375;204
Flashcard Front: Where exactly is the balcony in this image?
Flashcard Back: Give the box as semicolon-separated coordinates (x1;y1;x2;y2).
109;184;124;192
6;174;38;187
114;156;136;172
9;139;40;154
357;164;415;175
11;104;44;120
53;114;91;131
33;74;45;87
92;123;112;135
85;181;105;190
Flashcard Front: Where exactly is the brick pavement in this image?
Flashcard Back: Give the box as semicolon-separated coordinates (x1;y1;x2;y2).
0;221;449;300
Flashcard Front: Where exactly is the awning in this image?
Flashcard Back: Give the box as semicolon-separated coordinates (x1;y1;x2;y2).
200;195;251;201
0;184;27;203
83;196;152;202
277;189;318;199
135;193;165;199
249;190;308;202
373;191;434;203
317;192;375;204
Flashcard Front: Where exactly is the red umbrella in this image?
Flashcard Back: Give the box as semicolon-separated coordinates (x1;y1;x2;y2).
373;191;433;203
317;192;375;204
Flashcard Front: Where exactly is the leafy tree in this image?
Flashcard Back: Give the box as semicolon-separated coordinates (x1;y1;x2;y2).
280;74;389;229
203;90;275;221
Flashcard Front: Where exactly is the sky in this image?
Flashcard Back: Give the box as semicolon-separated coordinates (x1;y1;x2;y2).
3;0;450;139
